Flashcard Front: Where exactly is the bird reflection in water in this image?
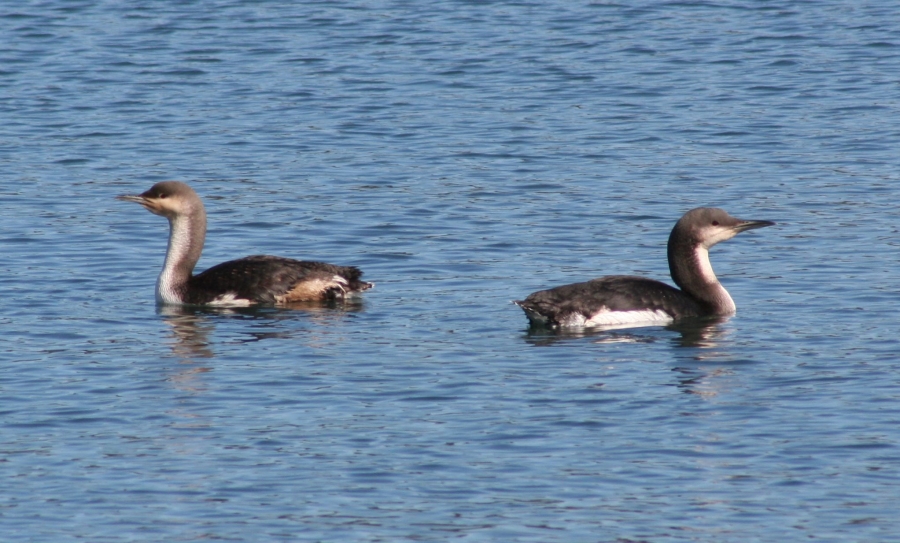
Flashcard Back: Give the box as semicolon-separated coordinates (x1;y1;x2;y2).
666;316;741;399
157;305;216;394
523;316;741;399
158;301;366;364
522;315;731;348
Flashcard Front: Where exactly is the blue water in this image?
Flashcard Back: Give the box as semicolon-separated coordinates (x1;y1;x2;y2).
3;1;900;541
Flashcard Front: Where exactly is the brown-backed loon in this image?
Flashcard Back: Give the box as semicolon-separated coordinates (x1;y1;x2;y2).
118;181;373;306
515;207;774;329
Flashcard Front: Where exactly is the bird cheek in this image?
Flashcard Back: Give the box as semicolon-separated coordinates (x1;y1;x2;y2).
156;200;179;215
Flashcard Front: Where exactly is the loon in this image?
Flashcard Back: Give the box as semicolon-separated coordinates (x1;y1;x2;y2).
515;207;774;329
118;181;373;306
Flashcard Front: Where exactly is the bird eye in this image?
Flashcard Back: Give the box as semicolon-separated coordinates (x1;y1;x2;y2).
711;221;719;226
158;194;168;199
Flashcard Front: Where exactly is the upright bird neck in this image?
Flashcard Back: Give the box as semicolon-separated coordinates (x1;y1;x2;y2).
668;238;736;315
157;209;206;304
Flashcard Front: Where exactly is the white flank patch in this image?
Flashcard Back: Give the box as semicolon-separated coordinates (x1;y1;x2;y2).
570;309;674;330
209;292;253;307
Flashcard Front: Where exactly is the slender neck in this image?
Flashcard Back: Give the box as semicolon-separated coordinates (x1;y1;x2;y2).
157;209;206;304
668;236;736;315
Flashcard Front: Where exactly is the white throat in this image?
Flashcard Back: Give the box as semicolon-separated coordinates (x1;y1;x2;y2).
156;214;203;304
693;246;735;314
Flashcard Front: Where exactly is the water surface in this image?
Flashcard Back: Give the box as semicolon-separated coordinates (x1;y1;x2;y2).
2;1;900;541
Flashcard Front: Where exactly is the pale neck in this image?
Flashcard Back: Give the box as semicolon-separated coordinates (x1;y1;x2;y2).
668;241;736;315
156;210;206;304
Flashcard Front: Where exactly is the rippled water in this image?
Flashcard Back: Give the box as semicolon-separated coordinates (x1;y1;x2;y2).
3;1;900;541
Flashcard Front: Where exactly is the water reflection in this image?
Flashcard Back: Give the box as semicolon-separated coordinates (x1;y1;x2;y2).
522;317;742;399
155;302;366;393
666;318;757;399
667;316;732;349
522;316;730;348
671;366;736;399
158;305;217;362
157;301;367;362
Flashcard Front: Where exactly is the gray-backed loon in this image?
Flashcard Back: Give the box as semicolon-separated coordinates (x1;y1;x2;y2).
118;181;373;306
514;207;774;329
